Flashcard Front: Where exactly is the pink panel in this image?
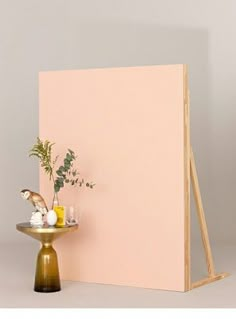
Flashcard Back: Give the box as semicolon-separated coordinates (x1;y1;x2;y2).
39;65;185;291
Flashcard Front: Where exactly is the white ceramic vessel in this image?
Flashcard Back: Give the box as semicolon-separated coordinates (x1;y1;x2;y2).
30;211;44;227
46;210;58;226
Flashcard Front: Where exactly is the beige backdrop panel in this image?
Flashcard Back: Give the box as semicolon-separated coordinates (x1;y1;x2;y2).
39;65;185;291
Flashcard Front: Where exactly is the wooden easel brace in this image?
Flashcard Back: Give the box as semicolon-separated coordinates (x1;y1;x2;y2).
184;64;228;290
190;147;229;289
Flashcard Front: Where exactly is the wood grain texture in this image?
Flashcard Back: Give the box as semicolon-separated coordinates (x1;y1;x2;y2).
190;148;215;276
183;65;191;291
190;148;228;289
192;273;229;289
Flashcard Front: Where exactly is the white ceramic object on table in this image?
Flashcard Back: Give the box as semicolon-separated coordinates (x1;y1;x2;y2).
30;211;44;227
46;210;58;226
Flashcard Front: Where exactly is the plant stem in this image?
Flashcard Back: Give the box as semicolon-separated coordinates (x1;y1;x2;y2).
51;174;60;208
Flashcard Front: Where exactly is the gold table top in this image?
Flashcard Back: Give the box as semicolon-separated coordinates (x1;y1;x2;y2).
16;222;78;243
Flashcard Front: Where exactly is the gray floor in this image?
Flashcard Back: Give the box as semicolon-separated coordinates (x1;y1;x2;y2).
0;241;235;308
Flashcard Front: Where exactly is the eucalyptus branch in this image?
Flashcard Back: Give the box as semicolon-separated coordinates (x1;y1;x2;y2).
29;139;95;209
54;149;95;194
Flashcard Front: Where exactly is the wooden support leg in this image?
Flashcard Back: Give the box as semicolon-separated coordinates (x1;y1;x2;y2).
190;148;215;277
190;147;229;289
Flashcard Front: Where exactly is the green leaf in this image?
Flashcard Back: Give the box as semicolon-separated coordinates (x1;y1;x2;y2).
68;149;74;155
66;153;72;161
56;170;63;176
29;138;55;182
54;184;60;193
64;159;69;165
29;152;41;158
65;163;71;170
68;149;76;160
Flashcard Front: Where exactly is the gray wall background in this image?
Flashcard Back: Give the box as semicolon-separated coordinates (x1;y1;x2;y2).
0;0;235;248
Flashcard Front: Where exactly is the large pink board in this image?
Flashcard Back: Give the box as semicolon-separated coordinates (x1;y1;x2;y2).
39;65;186;291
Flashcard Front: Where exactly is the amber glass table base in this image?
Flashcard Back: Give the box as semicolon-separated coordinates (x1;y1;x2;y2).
16;223;78;293
34;243;61;292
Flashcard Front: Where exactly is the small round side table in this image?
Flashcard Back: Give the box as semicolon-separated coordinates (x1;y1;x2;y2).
16;222;78;293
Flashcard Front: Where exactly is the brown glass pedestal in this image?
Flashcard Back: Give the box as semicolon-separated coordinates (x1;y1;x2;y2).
16;222;78;293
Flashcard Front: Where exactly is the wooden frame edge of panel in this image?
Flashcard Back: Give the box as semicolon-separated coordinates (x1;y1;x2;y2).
183;64;191;291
